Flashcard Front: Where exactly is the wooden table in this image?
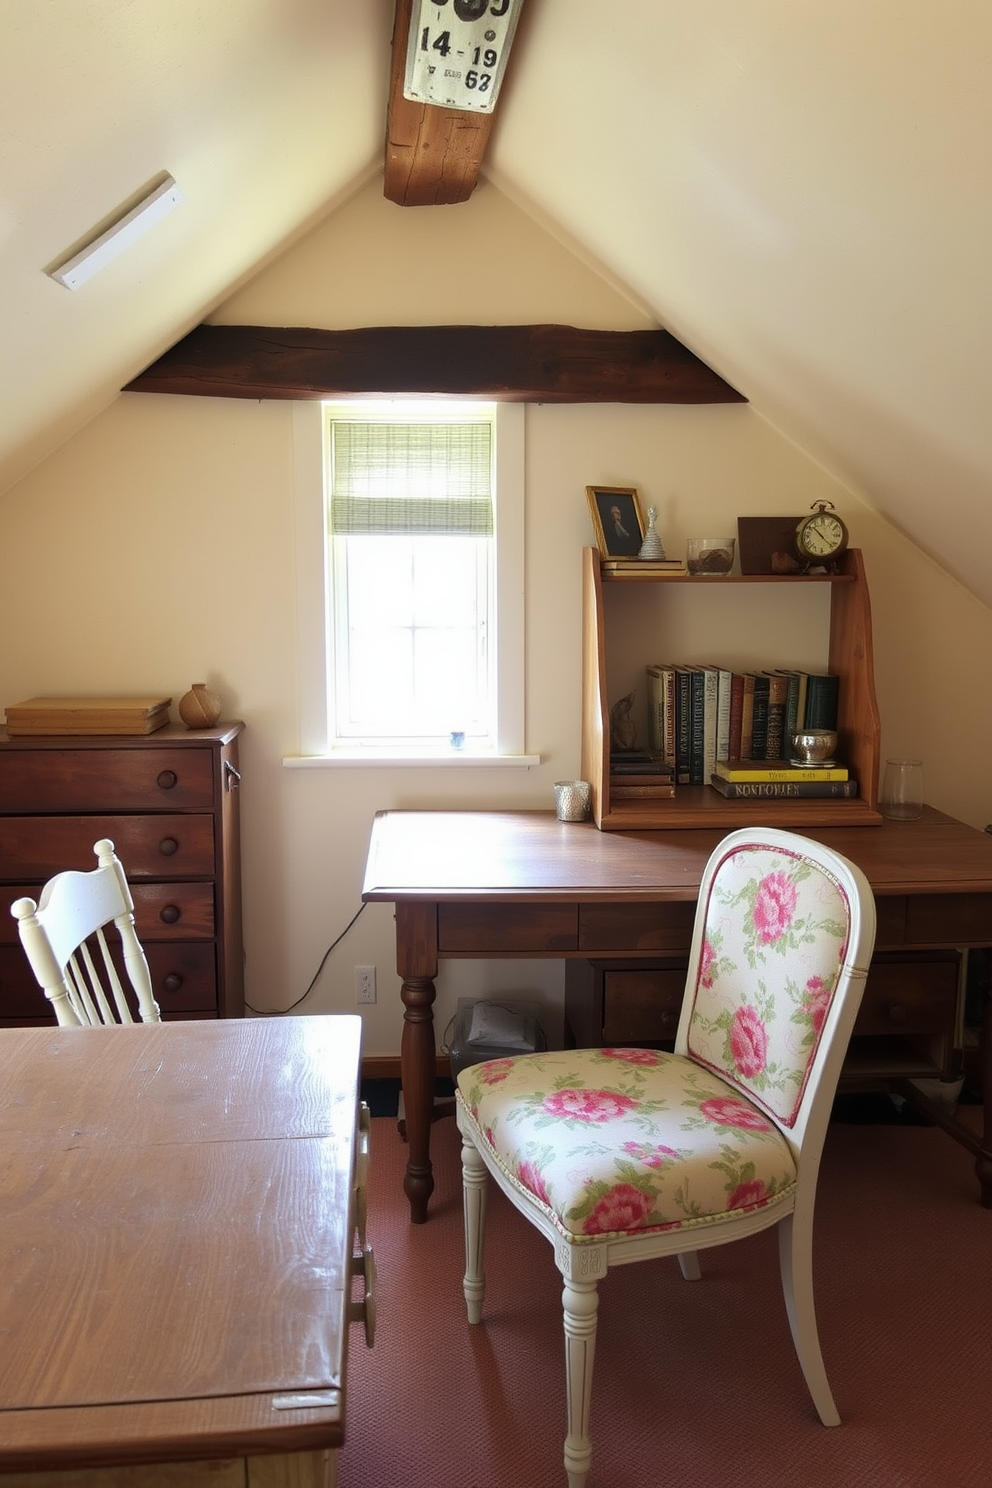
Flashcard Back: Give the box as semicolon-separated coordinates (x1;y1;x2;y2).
0;1015;366;1483
362;807;992;1222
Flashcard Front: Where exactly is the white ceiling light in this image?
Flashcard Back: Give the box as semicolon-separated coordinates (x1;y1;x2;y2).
47;175;183;291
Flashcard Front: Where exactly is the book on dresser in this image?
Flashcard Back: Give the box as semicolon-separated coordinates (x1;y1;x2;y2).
710;776;859;799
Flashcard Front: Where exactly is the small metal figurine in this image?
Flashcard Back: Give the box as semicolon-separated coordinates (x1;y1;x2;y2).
638;506;666;561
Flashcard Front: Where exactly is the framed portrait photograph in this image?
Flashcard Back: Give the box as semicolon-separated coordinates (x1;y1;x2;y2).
586;486;646;558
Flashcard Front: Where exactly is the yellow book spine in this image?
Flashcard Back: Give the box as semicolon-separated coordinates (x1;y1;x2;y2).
714;762;849;782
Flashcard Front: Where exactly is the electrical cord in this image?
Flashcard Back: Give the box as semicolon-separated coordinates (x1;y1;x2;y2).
244;901;367;1016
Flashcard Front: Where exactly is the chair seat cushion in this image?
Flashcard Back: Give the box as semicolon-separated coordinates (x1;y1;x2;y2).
456;1047;797;1243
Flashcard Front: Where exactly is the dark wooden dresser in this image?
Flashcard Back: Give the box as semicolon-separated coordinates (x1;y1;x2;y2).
0;723;244;1026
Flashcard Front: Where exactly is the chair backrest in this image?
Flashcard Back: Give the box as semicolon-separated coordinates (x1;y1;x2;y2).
11;838;161;1026
676;826;876;1158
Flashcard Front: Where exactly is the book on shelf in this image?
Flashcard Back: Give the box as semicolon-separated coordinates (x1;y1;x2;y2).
674;666;692;785
727;672;745;762
687;666;707;786
803;673;839;732
610;781;677;800
610;772;675;787
763;671;790;762
703;664;732;769
749;673;771;760
776;669;806;746
610;749;672;775
713;758;849;782
739;673;756;761
602;558;687;574
710;775;859;799
701;666;720;787
645;664;677;767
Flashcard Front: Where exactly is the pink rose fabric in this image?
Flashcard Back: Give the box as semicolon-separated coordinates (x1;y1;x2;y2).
698;1096;772;1132
684;843;850;1126
730;1004;768;1077
455;843;854;1241
457;1047;797;1242
543;1088;637;1123
752;870;798;944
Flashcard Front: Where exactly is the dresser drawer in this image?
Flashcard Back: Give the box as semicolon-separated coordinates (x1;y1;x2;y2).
0;941;218;1022
130;883;215;940
0;748;216;813
0;881;215;944
0;815;215;879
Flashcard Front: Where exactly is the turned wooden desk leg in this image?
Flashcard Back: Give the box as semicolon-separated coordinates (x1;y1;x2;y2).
396;902;440;1224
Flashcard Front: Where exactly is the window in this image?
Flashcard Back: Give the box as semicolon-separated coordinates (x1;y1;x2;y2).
290;399;527;763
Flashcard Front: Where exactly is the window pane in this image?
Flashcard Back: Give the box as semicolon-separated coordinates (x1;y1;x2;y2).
325;404;501;748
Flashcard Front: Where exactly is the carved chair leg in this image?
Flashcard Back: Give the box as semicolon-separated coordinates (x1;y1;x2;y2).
677;1250;702;1281
778;1212;839;1426
461;1135;488;1324
562;1276;599;1488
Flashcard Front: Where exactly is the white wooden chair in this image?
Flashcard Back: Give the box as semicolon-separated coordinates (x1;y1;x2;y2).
11;837;161;1026
455;827;877;1488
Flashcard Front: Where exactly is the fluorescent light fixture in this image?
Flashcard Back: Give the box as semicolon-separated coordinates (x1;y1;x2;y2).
48;175;183;290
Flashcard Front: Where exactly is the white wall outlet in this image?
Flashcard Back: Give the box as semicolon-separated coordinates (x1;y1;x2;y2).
355;965;377;1004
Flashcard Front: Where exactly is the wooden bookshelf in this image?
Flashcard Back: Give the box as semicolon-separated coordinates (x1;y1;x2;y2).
580;545;882;829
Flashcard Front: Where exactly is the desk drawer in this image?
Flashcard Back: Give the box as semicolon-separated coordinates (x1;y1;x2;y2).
855;951;960;1035
0;747;216;812
578;902;696;954
439;902;578;954
603;965;684;1043
0;816;215;879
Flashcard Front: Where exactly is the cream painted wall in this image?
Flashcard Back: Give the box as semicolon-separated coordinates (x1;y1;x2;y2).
3;177;992;1055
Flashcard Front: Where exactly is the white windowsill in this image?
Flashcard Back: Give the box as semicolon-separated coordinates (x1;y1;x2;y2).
282;750;542;769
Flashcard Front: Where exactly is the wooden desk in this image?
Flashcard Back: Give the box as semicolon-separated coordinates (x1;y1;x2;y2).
362;808;992;1222
0;1016;367;1483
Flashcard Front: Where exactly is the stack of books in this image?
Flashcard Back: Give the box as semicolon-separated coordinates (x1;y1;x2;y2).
602;557;687;575
609;750;676;800
646;664;840;787
710;759;857;799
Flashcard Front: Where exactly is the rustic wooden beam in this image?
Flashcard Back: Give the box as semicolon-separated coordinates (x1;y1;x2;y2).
384;0;494;206
123;324;746;404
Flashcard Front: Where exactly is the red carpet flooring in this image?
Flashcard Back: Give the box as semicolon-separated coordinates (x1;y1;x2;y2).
340;1109;991;1488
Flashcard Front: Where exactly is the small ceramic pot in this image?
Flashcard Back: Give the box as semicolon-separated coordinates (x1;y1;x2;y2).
178;683;222;729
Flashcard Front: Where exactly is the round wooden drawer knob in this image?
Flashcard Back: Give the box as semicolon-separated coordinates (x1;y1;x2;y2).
158;838;179;857
163;974;184;994
159;904;181;925
156;770;178;791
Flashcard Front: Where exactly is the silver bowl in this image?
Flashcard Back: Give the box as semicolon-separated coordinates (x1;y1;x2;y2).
791;729;838;765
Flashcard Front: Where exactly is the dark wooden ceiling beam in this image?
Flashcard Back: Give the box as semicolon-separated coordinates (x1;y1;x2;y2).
123;324;746;404
383;0;508;206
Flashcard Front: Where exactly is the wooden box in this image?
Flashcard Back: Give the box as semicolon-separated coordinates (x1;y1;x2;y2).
4;696;172;736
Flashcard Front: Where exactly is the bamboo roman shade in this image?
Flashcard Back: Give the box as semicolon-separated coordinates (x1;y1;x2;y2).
329;421;493;536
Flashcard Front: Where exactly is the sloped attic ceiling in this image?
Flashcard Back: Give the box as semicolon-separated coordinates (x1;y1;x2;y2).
2;2;991;604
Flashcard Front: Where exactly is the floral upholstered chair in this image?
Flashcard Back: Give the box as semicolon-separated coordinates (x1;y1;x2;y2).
455;827;876;1488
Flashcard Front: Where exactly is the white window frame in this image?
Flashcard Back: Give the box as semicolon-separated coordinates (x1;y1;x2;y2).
287;398;534;767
